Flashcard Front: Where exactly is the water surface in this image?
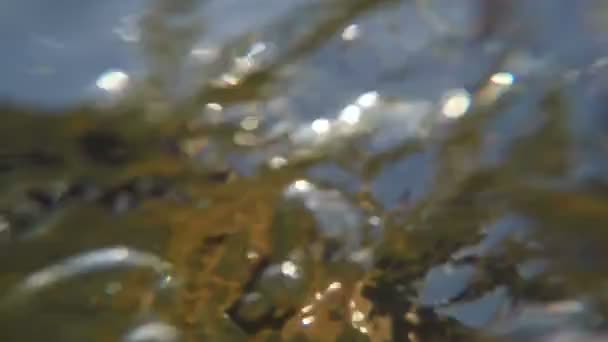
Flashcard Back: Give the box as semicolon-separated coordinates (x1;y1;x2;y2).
2;1;608;341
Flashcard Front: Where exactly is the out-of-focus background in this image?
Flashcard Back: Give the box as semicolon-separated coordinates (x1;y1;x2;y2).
2;0;608;341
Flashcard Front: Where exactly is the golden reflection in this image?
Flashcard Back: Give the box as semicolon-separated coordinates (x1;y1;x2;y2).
301;316;315;326
351;310;365;322
441;88;471;119
327;281;342;291
301;304;314;314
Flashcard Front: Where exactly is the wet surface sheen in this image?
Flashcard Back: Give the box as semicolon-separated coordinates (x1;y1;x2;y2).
2;1;608;341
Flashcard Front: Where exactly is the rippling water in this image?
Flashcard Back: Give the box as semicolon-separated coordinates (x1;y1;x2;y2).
2;0;608;341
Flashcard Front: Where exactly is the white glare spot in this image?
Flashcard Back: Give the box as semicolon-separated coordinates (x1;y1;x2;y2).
240;116;259;131
352;310;365;322
293;180;313;192
342;24;360;41
96;70;129;93
311;118;331;135
191;47;219;64
246;250;259;260
235;42;268;72
405;312;421;325
368;216;381;226
301;316;315;326
315;292;323;300
219;73;240;87
281;260;300;279
441;89;471;119
349;300;356;309
206;103;223;112
248;42;267;58
339;105;362;125
123;321;179;342
359;326;369;334
490;72;515;86
21;247;170;291
327;282;342;291
356;91;379;108
301;304;314;314
286;180;314;197
112;247;130;260
269;156;288;169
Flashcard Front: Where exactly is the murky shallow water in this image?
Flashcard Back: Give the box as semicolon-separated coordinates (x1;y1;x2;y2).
3;0;608;341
